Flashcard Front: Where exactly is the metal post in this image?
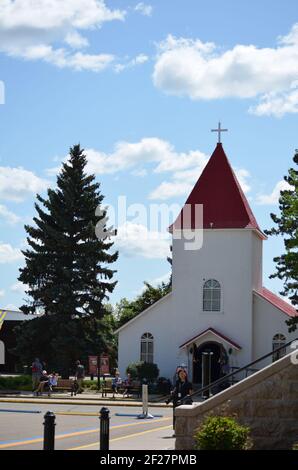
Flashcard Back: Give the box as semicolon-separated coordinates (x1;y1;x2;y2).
208;352;214;397
99;407;110;450
43;411;56;450
172;395;178;431
202;352;208;398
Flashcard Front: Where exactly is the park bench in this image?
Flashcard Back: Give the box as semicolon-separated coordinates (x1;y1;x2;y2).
101;379;141;399
48;378;77;396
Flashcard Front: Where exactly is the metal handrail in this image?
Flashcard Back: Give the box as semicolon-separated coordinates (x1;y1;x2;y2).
180;337;298;404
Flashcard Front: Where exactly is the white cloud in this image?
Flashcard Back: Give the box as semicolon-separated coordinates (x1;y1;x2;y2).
48;138;251;201
115;222;170;259
0;166;49;202
153;26;298;115
0;0;125;71
114;53;149;73
48;138;209;177
11;281;27;294
0;204;21;224
0;290;4;298
0;242;23;264
135;3;153;17
64;31;89;49
256;180;293;205
249;83;298;117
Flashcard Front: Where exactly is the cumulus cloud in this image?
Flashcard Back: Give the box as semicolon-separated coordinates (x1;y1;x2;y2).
249;83;298;117
0;0;125;71
11;281;28;294
135;3;153;17
48;138;209;176
0;166;49;202
0;242;23;264
48;137;251;201
153;25;298;116
115;222;170;259
0;204;21;224
256;180;293;205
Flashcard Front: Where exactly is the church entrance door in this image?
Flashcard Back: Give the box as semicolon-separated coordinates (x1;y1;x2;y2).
192;341;222;385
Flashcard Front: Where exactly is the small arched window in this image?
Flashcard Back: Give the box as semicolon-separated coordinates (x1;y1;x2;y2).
203;279;221;312
140;332;154;363
272;333;286;362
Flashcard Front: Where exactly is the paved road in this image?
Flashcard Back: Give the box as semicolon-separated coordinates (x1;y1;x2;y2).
0;402;174;450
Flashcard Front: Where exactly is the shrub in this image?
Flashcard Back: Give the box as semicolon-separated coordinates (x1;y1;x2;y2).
194;415;251;450
0;375;32;391
293;443;298;450
126;362;159;382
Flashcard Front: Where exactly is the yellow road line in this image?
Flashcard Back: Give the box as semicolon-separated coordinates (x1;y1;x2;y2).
0;417;171;449
69;425;173;450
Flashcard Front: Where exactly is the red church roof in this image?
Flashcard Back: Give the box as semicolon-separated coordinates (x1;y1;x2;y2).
170;143;264;236
254;287;298;318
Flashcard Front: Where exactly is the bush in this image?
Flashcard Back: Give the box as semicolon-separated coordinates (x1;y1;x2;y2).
126;362;159;382
0;375;32;391
194;415;251;450
293;443;298;450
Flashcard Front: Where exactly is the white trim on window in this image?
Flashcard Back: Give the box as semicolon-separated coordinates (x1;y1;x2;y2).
202;279;223;313
140;332;154;364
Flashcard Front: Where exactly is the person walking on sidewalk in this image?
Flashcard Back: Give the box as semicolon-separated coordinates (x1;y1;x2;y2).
31;357;43;392
75;360;85;393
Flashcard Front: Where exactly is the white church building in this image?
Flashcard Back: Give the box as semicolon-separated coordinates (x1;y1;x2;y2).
116;140;297;383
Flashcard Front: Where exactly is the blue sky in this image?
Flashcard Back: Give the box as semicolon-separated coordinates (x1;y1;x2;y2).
0;0;297;310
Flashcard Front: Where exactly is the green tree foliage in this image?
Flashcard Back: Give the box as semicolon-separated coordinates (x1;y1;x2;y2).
14;145;118;373
126;361;159;382
114;281;171;329
265;150;298;332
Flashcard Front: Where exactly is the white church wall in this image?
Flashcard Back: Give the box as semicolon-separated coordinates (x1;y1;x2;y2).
251;232;263;291
172;229;257;368
117;293;178;379
252;293;297;368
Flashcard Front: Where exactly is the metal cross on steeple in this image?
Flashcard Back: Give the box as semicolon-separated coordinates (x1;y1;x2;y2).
211;121;228;144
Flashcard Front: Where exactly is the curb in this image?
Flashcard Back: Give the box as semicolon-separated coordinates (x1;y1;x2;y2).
0;397;171;408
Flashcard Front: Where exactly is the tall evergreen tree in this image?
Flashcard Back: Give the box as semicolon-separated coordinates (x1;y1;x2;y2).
16;145;118;371
265;149;298;332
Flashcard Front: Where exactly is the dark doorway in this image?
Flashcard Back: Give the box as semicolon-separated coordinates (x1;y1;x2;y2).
192;342;222;384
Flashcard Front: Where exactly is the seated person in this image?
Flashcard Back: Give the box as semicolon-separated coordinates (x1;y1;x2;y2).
122;373;132;398
111;372;122;397
35;370;49;396
47;372;58;395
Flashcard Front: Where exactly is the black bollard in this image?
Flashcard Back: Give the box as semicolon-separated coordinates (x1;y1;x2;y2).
99;407;110;450
43;411;56;450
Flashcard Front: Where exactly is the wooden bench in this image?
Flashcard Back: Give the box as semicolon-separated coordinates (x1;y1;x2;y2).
101;379;141;398
48;378;77;396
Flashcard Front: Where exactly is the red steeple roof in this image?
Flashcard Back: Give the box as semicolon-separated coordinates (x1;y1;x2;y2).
170;143;263;235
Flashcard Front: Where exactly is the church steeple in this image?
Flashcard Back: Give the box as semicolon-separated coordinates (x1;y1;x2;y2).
170;143;265;238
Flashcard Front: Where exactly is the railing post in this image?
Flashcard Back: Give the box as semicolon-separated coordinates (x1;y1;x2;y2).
43;411;56;450
99;407;110;450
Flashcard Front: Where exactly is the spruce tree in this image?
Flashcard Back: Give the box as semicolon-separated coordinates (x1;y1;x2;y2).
265;149;298;332
17;144;118;372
